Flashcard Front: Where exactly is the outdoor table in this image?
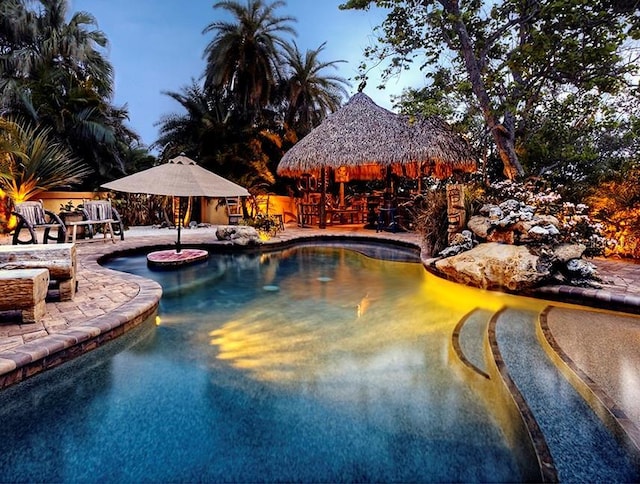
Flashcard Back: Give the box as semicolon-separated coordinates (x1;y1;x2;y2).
329;208;363;224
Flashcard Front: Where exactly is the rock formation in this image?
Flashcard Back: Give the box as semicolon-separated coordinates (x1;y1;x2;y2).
427;198;601;291
215;225;261;246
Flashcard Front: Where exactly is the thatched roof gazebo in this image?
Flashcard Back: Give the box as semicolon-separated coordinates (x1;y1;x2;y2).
277;92;477;181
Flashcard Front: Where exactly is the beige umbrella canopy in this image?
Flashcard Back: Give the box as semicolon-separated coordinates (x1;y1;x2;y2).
102;155;250;198
102;155;249;252
276;92;477;180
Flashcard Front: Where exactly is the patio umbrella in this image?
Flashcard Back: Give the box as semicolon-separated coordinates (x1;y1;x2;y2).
276;92;477;181
102;155;249;254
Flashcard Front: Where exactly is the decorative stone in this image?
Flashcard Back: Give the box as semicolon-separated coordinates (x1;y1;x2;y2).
478;204;496;216
488;206;503;221
552;243;586;263
519;209;534;221
434;242;550;291
528;225;551;238
565;258;598;279
439;230;474;258
486;227;516;244
438;195;600;290
215;225;261;246
535;214;560;227
496;211;521;227
499;199;521;213
0;243;77;301
0;268;49;323
468;216;492;239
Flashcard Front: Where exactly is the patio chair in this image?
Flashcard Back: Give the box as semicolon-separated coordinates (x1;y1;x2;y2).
225;197;243;225
11;200;67;245
81;199;125;240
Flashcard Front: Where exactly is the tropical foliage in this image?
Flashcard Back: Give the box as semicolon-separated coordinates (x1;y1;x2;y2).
341;0;640;181
587;168;640;259
0;117;91;201
203;0;296;123
0;0;150;188
278;41;349;137
155;0;351;195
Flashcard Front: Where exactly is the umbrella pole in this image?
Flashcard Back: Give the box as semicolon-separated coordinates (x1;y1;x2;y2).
176;196;182;253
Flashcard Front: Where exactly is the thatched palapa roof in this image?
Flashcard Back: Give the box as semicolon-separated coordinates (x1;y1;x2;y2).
277;92;477;180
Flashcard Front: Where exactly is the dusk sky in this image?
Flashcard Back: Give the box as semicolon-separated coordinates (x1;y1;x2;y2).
68;0;424;150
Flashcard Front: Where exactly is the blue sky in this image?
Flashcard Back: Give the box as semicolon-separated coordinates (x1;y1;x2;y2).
69;0;424;149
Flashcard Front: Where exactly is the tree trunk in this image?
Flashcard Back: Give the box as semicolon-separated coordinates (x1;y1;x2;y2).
440;0;525;180
491;122;524;180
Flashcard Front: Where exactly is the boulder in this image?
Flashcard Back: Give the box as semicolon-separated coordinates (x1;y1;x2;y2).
486;227;516;244
468;215;492;239
439;230;475;257
564;258;598;280
499;199;521;213
528;224;558;240
488;206;503;221
552;243;586;263
434;242;550;291
215;225;261;246
535;214;560;227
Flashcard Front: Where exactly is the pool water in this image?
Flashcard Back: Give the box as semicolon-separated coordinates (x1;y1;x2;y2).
0;245;545;482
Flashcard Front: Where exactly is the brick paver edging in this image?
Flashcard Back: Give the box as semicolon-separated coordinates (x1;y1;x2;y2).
0;245;162;390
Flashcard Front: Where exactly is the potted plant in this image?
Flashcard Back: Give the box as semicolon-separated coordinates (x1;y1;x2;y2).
58;200;87;238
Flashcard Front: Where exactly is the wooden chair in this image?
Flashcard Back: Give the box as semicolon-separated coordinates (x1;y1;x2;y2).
12;200;67;245
225;197;243;225
80;199;125;241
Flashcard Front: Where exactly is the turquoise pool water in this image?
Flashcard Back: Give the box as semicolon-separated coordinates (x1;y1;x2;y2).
0;243;629;482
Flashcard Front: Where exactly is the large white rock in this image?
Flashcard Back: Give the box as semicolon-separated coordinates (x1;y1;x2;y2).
434;242;550;291
215;225;261;246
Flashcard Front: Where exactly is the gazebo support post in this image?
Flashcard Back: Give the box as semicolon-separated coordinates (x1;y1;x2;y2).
319;167;327;229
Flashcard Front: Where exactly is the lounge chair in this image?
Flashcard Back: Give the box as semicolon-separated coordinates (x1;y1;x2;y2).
81;199;125;241
11;200;67;245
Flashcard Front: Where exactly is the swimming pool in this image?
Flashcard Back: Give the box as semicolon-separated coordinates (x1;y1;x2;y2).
0;243;636;482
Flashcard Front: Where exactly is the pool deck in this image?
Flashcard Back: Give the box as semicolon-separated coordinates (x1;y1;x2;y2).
1;224;639;456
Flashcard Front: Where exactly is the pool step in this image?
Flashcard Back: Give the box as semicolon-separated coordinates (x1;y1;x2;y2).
451;308;493;379
452;308;553;481
494;308;640;483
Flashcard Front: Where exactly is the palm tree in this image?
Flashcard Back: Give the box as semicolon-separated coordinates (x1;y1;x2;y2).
0;0;142;187
154;80;231;160
279;41;350;135
202;0;296;122
0;0;112;104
